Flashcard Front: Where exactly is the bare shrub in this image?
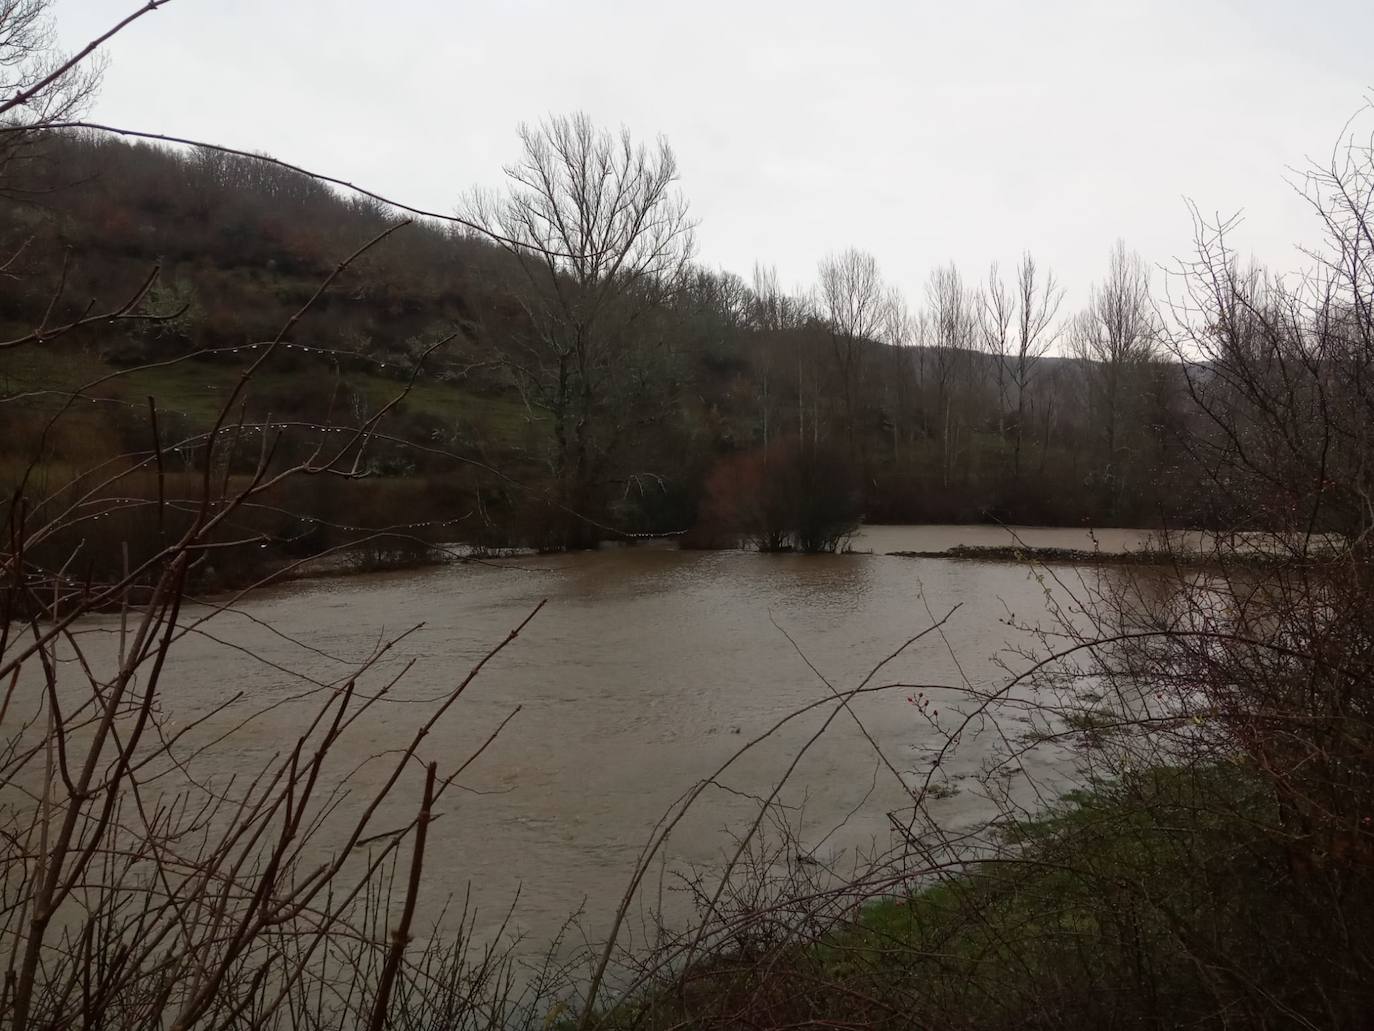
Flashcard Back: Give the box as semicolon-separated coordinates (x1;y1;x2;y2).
1;213;570;1028
695;438;861;553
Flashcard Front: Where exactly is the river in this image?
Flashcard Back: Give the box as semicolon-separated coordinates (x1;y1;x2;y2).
21;525;1152;964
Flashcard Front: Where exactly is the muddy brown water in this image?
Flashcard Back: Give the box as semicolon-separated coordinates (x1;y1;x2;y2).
18;526;1149;959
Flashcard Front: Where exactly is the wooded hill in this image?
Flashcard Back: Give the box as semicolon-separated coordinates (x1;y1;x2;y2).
1;127;1210;561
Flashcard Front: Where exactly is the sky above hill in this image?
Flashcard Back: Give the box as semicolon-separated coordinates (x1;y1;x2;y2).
57;0;1374;309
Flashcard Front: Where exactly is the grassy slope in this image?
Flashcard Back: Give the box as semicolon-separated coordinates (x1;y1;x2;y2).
601;767;1370;1031
0;345;540;449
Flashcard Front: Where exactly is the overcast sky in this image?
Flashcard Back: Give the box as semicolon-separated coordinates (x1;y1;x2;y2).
56;0;1374;307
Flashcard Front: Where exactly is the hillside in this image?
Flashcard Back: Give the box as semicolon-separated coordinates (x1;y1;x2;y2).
2;131;1210;577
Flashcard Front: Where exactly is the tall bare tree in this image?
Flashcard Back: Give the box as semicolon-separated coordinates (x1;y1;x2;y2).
881;288;913;461
980;262;1015;437
465;112;695;546
748;262;808;455
1010;252;1063;477
925;263;978;486
1071;241;1158;511
816;248;888;455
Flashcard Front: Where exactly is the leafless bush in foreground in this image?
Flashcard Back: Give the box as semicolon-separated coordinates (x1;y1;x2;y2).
0;207;586;1028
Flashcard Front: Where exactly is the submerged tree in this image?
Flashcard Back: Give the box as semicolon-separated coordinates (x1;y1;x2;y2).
696;436;860;553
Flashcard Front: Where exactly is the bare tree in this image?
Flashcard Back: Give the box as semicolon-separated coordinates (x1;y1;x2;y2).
816;248;889;456
979;262;1015;437
0;0;103;122
1010;252;1063;477
881;288;914;461
749;262;795;334
924;263;978;486
0;0;134;194
465;112;695;547
748;262;795;455
1070;241;1158;512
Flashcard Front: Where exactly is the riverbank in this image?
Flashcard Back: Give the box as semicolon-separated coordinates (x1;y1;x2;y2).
887;539;1342;568
200;525;1170;599
42;519;1291;618
587;764;1369;1030
888;543;1189;565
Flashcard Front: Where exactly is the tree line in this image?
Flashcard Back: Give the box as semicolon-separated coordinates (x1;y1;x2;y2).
2;115;1230;554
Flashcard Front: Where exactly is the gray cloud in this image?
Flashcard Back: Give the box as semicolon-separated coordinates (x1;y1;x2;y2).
56;0;1374;304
